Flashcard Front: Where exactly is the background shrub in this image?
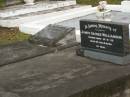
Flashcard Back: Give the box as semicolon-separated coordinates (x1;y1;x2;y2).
0;0;5;7
0;0;123;8
77;0;123;6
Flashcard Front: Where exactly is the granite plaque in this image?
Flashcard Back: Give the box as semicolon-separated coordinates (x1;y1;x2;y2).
80;20;129;56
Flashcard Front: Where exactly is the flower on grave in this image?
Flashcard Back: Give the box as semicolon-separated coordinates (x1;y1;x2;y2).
97;1;107;12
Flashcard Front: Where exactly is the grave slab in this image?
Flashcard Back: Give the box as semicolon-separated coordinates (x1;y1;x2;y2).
19;6;95;39
121;1;130;12
106;5;122;11
0;0;76;18
0;5;82;27
0;46;130;97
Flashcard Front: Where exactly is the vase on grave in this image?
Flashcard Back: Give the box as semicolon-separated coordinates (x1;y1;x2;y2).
96;1;111;21
24;0;35;5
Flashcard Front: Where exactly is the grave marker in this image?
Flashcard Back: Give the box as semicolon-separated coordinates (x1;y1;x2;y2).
77;20;130;65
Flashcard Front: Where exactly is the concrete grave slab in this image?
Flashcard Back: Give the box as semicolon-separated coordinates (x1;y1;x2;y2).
0;46;130;97
0;0;76;18
0;5;80;27
0;40;78;66
121;1;130;12
19;6;95;40
0;5;93;28
106;5;122;11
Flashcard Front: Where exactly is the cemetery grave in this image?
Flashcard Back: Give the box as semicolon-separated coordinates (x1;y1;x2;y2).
0;45;130;97
0;0;130;97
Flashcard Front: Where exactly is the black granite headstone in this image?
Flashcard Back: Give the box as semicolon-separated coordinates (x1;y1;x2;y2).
77;19;130;65
80;20;129;56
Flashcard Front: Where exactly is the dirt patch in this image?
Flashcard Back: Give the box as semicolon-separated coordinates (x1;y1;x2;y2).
0;27;31;46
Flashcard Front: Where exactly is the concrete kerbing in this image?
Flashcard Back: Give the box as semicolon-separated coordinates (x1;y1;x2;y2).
19;6;96;35
0;0;76;18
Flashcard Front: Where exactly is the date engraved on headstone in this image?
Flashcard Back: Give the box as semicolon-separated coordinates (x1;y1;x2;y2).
80;20;129;56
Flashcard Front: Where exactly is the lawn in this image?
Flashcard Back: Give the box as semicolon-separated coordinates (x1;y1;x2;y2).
77;0;122;6
0;0;5;7
0;0;123;8
0;27;31;46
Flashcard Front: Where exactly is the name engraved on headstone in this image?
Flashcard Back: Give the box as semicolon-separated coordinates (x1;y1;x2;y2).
80;20;128;56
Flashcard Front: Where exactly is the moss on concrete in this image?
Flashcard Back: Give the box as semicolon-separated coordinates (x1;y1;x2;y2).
0;27;31;46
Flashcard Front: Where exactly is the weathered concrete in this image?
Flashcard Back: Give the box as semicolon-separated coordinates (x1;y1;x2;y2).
19;6;95;34
121;1;130;12
0;41;78;66
29;25;76;46
0;1;76;18
0;41;52;66
0;46;130;97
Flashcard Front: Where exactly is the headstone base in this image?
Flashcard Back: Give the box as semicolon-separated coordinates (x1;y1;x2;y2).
76;48;130;65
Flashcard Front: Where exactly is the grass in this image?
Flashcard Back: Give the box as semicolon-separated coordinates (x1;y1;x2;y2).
76;0;122;6
0;0;123;8
0;0;5;7
0;27;31;46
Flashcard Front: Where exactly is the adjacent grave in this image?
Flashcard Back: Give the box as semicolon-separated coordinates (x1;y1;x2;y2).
77;12;130;65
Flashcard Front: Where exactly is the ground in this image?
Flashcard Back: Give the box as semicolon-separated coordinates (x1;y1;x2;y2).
0;27;31;45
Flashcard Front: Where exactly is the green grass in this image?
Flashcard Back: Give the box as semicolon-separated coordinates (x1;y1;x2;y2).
0;0;122;8
0;31;31;46
0;0;5;7
76;0;122;6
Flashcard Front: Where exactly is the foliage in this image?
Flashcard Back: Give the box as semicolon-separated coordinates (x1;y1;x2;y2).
0;0;5;7
77;0;123;6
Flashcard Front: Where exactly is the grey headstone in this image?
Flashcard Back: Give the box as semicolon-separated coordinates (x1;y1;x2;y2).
29;24;76;46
